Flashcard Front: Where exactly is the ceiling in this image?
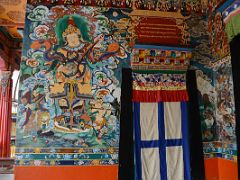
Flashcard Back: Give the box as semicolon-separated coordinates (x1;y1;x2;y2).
0;0;26;27
0;0;230;28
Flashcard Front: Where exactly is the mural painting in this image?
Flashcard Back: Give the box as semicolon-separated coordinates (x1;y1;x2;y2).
212;57;235;143
185;13;213;65
208;12;229;60
16;4;134;165
196;56;237;161
196;69;217;142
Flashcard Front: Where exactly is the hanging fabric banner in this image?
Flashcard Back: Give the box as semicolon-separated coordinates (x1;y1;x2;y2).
132;71;191;180
132;72;189;102
134;102;191;180
16;3;133;167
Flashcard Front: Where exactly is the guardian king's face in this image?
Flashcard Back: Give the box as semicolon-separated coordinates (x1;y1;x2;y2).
66;32;81;48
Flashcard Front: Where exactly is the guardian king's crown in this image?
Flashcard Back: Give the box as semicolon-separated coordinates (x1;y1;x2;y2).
62;16;81;38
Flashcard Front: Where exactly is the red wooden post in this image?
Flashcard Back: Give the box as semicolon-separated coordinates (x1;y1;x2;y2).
0;70;12;158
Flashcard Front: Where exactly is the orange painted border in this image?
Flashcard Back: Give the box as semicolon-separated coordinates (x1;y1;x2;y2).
204;158;238;180
15;165;118;180
205;158;219;180
218;158;238;180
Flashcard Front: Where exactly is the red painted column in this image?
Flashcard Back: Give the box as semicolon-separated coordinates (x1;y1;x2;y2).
0;71;12;158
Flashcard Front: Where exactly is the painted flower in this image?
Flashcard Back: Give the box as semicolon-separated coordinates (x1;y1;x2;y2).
34;25;49;38
77;160;84;165
26;58;39;68
23;71;49;90
99;26;109;34
34;148;41;153
92;148;100;153
31;51;44;62
34;160;41;166
78;148;84;153
49;6;66;19
91;160;100;165
108;147;115;154
111;154;118;160
95;71;112;87
50;160;56;166
108;159;114;165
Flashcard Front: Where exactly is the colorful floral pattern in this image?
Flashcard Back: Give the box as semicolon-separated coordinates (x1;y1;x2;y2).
131;47;191;71
132;72;189;102
132;73;187;91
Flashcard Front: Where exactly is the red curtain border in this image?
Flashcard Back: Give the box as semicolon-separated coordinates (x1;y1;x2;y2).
132;90;189;102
